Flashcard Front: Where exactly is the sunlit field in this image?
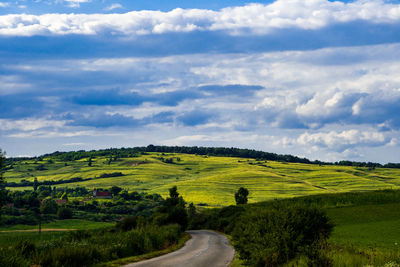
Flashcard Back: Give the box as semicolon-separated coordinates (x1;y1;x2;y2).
5;153;400;206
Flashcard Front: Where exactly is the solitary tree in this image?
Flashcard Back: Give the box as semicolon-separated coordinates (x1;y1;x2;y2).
169;186;179;198
157;186;188;230
235;187;249;205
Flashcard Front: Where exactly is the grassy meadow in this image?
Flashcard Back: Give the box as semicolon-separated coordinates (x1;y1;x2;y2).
5;152;400;206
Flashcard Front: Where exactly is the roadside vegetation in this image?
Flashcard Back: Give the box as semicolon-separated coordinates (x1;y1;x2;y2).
0;186;188;267
191;189;400;266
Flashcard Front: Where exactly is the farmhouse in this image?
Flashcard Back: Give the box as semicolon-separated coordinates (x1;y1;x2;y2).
93;189;112;199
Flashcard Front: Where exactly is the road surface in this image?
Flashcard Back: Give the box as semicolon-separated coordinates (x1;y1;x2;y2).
124;230;235;267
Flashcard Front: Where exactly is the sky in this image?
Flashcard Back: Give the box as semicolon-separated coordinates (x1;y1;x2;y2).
0;0;400;163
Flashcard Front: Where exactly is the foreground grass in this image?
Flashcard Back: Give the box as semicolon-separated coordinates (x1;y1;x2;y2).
0;230;66;247
0;219;113;231
5;153;400;206
328;203;400;249
326;203;400;266
98;233;191;267
0;220;113;247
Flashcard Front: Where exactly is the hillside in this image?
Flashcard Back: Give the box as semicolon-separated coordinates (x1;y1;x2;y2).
4;152;400;206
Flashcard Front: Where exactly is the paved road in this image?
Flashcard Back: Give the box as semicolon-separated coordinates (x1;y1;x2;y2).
124;230;235;267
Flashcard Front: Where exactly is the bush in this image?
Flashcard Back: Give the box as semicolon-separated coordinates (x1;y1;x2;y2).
15;240;36;257
232;202;333;266
40;199;58;214
116;216;138;232
0;248;29;267
37;246;101;267
57;207;73;219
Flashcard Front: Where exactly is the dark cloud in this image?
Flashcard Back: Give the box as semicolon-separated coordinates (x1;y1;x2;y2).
177;111;213;126
152;90;203;106
72;89;146;106
1;21;400;61
65;112;141;128
274;113;308;129
145;111;175;124
350;94;400;129
0;93;47;119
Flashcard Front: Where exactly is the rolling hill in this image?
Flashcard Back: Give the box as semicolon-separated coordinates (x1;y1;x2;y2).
4;152;400;206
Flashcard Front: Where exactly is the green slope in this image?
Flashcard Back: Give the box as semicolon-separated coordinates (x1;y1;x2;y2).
5;153;400;206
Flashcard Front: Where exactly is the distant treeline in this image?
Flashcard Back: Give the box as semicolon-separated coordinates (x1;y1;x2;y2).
5;177;90;187
5;145;400;169
4;172;124;187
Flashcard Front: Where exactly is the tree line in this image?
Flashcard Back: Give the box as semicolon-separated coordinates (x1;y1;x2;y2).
5;145;400;169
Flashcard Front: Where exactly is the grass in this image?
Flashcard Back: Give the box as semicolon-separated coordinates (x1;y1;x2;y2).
328;203;400;249
0;230;66;247
0;220;113;247
0;219;113;231
98;233;191;267
5;153;400;207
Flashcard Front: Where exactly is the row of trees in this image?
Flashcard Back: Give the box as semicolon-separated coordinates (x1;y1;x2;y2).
6;145;399;169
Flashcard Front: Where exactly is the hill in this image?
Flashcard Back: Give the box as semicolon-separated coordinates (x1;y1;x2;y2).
4;151;400;206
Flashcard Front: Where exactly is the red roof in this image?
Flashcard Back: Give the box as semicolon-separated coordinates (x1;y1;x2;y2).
95;191;111;197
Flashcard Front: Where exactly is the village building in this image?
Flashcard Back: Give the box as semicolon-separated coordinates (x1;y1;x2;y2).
93;188;112;199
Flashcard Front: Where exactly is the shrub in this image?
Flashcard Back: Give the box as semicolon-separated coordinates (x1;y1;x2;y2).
0;248;29;267
37;246;101;267
232;202;333;266
57;207;73;219
116;216;138;232
15;240;36;257
40;199;58;214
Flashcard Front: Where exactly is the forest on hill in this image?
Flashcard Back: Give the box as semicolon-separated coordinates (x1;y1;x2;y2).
5;145;400;169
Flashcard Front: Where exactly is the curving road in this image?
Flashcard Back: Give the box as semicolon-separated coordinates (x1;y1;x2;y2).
124;230;235;267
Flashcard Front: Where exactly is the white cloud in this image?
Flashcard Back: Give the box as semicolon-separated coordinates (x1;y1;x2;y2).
0;118;66;131
104;3;122;12
0;3;10;8
2;42;400;161
64;0;91;8
1;0;400;36
297;129;389;151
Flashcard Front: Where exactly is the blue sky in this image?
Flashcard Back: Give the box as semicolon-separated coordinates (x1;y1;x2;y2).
1;0;400;163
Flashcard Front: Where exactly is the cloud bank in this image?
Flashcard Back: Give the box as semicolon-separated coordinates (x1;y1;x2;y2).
1;0;400;36
1;0;400;163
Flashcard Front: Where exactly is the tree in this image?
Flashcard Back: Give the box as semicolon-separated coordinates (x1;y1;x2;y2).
57;207;73;219
40;199;58;214
33;177;38;192
188;203;196;218
232;203;333;266
0;149;6;212
169;186;179;198
110;186;122;196
88;157;93;167
156;186;188;230
235;187;249;205
0;149;5;185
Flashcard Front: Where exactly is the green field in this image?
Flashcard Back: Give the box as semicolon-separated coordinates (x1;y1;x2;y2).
328;203;400;249
5;153;400;206
0;219;113;231
0;219;113;248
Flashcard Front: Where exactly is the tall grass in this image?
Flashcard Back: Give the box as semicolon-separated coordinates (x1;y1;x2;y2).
0;224;182;267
